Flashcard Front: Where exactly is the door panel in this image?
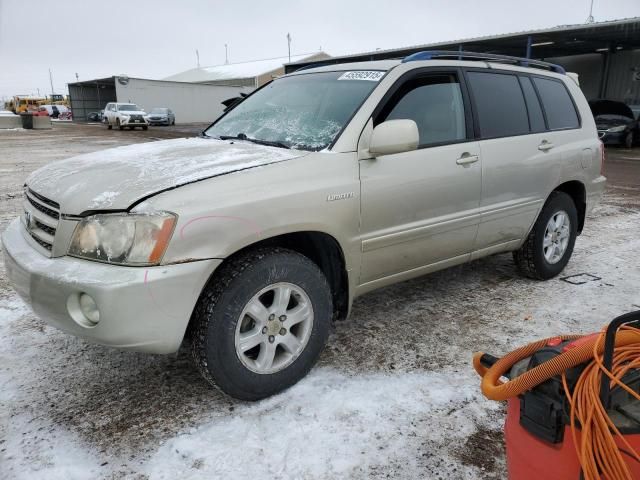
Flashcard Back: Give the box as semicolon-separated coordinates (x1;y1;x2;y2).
474;134;556;248
359;143;481;283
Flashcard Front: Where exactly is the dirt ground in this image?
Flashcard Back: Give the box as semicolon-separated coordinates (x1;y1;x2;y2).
1;123;639;479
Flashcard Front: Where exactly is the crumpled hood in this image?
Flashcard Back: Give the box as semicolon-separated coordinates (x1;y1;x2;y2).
26;137;308;215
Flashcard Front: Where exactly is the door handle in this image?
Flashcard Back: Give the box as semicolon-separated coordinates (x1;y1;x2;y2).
538;141;554;152
456;153;479;166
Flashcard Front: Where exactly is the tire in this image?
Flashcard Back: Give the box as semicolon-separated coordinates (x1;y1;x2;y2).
107;124;112;130
513;191;578;280
190;248;332;400
624;132;633;149
143;125;148;131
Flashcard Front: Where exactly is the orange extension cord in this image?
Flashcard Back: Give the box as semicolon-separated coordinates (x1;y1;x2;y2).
473;326;640;480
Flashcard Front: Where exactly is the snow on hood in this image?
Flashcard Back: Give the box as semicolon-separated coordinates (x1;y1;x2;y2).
26;137;307;215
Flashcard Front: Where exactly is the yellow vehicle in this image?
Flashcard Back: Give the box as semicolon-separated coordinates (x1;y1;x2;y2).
5;96;46;114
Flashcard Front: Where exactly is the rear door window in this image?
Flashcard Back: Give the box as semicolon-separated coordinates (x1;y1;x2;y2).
377;73;467;147
467;71;529;139
532;77;580;130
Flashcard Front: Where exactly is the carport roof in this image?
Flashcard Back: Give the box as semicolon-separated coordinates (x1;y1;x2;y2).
285;17;640;72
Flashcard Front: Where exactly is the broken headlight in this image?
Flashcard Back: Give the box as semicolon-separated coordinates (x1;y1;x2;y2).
68;212;176;265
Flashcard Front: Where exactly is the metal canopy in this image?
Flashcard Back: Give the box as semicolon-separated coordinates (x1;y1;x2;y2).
285;17;640;73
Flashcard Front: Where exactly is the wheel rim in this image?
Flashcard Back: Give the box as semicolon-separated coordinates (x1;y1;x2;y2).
234;282;314;375
543;210;571;264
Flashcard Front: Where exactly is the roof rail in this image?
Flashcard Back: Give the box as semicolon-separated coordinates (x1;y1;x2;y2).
401;50;566;74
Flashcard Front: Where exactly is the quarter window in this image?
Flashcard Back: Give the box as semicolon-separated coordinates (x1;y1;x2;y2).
377;74;466;147
467;72;529;138
532;77;580;130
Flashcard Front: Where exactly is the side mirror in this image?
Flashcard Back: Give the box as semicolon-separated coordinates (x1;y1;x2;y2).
369;119;419;157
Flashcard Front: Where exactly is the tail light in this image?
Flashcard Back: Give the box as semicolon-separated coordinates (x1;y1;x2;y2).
599;140;606;176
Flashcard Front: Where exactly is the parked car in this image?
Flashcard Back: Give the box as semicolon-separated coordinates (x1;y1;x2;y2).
38;104;69;119
103;102;148;130
147;107;175;126
589;99;638;148
2;52;606;400
87;111;103;122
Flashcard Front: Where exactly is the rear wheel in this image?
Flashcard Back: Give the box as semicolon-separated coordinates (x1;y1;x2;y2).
190;248;332;400
513;191;578;280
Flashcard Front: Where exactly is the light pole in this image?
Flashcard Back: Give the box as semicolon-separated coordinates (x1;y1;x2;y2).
49;68;55;98
286;33;292;63
586;0;595;23
225;44;229;64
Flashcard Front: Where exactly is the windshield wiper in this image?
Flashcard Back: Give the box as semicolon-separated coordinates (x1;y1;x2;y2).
218;133;290;149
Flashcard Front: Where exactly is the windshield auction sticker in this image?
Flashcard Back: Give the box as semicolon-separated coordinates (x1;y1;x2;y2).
337;71;385;81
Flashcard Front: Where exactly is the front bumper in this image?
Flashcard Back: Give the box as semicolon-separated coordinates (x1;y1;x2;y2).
120;117;148;126
2;218;221;353
148;117;170;125
598;130;625;145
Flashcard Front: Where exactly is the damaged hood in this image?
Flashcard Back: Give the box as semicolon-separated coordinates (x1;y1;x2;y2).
26;137;308;215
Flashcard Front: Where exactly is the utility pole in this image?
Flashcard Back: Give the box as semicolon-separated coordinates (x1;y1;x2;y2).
287;33;291;63
48;68;55;99
225;44;229;64
586;0;595;23
196;49;200;68
75;72;79;81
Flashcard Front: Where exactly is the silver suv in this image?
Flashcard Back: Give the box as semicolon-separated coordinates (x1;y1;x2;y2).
2;52;606;400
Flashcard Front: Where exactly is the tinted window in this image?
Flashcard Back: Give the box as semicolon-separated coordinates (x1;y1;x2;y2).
533;77;580;130
379;74;466;146
519;76;546;132
467;72;529;138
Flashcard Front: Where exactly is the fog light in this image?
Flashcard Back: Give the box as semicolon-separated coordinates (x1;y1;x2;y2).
79;293;100;325
67;292;100;328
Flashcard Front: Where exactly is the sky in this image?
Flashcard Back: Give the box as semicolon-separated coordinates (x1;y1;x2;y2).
0;0;639;100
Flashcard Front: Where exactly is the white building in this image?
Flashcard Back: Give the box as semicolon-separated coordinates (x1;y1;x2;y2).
164;52;330;88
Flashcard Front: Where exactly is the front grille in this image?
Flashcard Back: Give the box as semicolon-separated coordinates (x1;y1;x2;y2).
22;188;60;256
29;233;53;251
27;194;60;219
34;220;56;236
130;114;144;121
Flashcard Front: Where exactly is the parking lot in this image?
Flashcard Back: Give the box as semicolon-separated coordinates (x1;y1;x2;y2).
1;123;639;479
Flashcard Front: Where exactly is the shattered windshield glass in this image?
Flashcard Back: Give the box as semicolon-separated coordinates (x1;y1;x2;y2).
205;71;384;151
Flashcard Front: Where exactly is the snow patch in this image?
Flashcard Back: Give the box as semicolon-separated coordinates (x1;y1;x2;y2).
144;368;490;479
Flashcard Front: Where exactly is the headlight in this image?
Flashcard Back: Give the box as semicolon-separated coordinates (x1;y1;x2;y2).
68;212;177;265
607;125;626;133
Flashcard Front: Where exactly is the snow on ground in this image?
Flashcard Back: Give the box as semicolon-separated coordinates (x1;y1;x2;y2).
1;198;638;480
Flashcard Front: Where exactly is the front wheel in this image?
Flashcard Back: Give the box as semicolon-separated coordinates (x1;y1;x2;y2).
513;191;578;280
190;248;332;400
624;132;633;149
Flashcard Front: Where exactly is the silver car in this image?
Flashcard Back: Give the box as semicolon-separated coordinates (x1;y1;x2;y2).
2;52;606;400
147;107;175;126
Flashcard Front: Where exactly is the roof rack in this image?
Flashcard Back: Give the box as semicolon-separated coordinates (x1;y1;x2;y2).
401;50;566;74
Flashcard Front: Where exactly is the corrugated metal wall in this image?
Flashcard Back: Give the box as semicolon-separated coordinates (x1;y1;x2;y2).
605;49;640;104
545;49;639;104
68;80;117;122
